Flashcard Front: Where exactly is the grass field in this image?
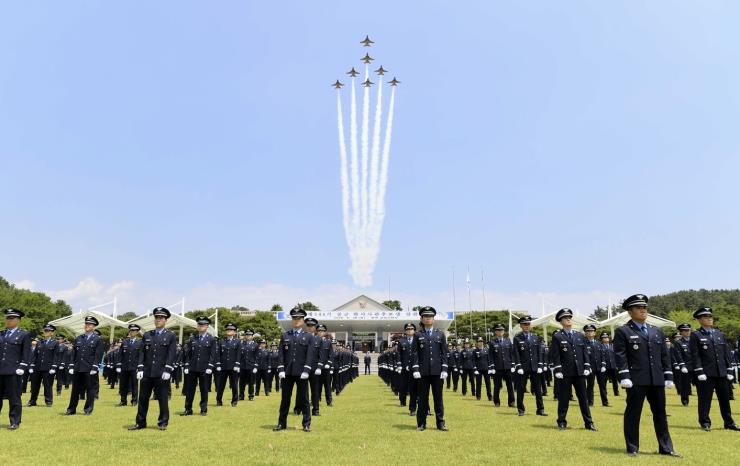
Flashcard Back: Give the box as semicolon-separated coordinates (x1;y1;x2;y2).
2;375;739;465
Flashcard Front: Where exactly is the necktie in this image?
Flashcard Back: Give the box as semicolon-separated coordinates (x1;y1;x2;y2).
641;325;647;335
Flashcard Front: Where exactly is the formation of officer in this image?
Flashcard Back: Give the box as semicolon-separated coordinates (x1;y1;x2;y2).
28;323;60;407
473;336;492;401
65;315;104;416
116;323;142;406
411;306;449;431
396;322;418;415
512;315;546;416
215;323;241;407
129;306;177;431
181;316;217;416
583;323;609;407
239;328;259;401
489;324;516;407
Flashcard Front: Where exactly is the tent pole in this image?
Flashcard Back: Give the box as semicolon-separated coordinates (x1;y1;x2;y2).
179;324;184;344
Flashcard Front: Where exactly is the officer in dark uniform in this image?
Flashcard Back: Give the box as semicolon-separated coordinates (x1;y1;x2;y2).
364;352;371;375
54;336;68;396
445;342;454;390
547;308;596;431
396;322;417;414
613;294;680;457
128;307;177;431
300;317;322;415
512;316;546;416
181;316;217;416
315;324;333;407
689;306;739;431
583;324;608;407
451;340;462;392
116;324;142;406
269;343;280;393
489;324;515;407
256;339;270;396
673;323;692;405
274;305;315;432
215;323;241;407
411;306;449;431
474;337;492;401
28;323;60;407
599;332;619;397
0;309;32;429
65;316;104;416
459;338;476;397
239;329;259;401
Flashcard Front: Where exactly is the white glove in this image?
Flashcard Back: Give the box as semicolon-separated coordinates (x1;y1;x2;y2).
300;372;309;380
161;372;171;381
664;380;674;389
49;369;56;375
517;369;524;375
600;367;606;373
15;368;24;376
673;366;680;371
536;368;543;374
252;368;258;374
28;368;34;374
413;371;421;379
697;374;707;382
396;367;402;374
330;370;334;374
278;371;285;379
488;369;494;375
136;371;143;380
324;364;330;369
620;379;633;389
681;367;688;374
184;368;189;375
510;367;515;373
474;370;479;375
235;367;241;373
68;369;74;375
454;368;458;372
216;367;221;372
583;369;591;376
728;374;735;381
116;368;121;373
315;368;322;375
205;368;212;375
90;370;98;376
555;372;563;380
440;371;448;379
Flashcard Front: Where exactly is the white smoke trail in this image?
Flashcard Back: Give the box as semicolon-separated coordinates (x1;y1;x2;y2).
376;86;396;227
360;65;370;234
336;92;352;251
368;70;383;237
349;77;360;244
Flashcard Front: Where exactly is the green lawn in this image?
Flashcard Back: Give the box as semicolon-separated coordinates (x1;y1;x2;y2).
3;375;739;465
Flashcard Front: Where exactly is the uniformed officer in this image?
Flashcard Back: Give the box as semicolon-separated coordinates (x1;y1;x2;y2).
445;342;454;390
673;323;692;405
28;323;60;407
215;323;241;407
116;324;142;406
65;316;104;416
489;324;515;407
583;324;608;407
0;308;32;429
128;307;177;431
474;336;492;401
256;339;271;396
613;294;680;457
599;332;620;398
512;316;546;416
274;305;315;432
268;343;280;393
547;308;596;431
301;317;322;416
239;329;259;401
689;306;739;431
54;336;68;396
459;338;476;397
451;340;462;392
364;352;371;375
396;322;418;415
181;316;217;416
411;306;449;431
315;324;333;408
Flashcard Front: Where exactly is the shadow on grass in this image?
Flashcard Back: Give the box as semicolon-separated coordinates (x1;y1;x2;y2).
587;446;661;457
391;424;418;430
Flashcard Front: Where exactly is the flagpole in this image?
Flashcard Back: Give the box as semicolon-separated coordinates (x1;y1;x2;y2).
452;267;457;337
467;265;472;337
481;269;487;340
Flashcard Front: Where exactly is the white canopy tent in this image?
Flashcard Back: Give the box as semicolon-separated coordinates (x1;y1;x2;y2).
127;313;216;344
599;311;676;337
49;310;129;343
529;311;600;345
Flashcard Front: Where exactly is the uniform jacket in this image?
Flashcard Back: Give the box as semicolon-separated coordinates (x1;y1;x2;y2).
32;337;60;371
690;328;734;378
183;333;218;372
217;337;241;371
0;328;32;375
69;333;104;373
137;328;177;378
547;329;590;378
474;346;491;371
116;337;143;371
488;338;514;371
513;332;544;373
240;340;259;370
410;328;448;376
613;321;672;386
397;336;415;371
277;329;316;377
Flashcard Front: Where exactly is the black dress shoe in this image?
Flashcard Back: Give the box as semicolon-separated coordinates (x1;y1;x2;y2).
508;402;516;408
200;411;207;416
128;424;146;430
627;451;639;457
180;410;193;416
273;424;286;431
437;424;449;431
701;424;711;431
536;411;548;417
65;410;76;416
417;426;426;431
84;410;93;416
132;400;138;405
518;411;525;416
725;424;740;431
302;425;311;432
45;402;52;407
216;401;223;407
585;423;598;431
248;396;254;401
293;409;300;415
660;451;682;458
231;401;238;407
27;402;36;407
602;403;611;407
117;402;127;407
557;423;567;430
494;403;500;407
8;424;19;430
312;410;320;416
158;425;167;431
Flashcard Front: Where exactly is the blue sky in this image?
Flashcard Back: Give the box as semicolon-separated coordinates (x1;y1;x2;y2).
2;1;739;315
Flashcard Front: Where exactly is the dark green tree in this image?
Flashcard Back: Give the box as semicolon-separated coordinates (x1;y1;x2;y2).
383;300;402;310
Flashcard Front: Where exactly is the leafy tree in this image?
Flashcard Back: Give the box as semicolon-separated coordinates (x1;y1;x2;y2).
301;302;320;311
448;310;528;340
117;311;138;322
270;304;283;313
382;300;402;310
0;276;72;337
186;307;282;342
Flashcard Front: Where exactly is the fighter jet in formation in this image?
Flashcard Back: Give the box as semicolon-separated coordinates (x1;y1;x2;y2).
332;80;344;89
360;35;374;47
346;67;360;77
362;78;374;88
374;66;387;76
388;77;401;86
361;53;374;64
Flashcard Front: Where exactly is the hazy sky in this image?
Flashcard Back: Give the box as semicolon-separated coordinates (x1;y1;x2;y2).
2;1;739;315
